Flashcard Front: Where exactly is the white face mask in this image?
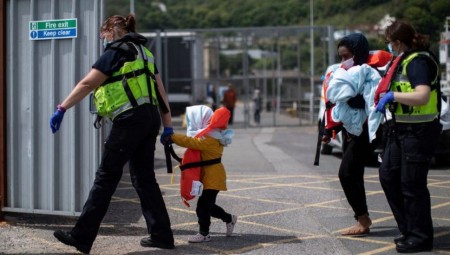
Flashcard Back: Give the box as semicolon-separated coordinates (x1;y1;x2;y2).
341;57;354;70
103;38;111;49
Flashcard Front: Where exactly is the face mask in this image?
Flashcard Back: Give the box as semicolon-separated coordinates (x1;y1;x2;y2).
341;57;354;70
103;38;111;49
387;43;398;56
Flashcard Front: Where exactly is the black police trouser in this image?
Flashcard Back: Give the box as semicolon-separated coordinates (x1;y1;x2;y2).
71;104;173;248
196;189;232;235
339;124;376;218
379;119;441;244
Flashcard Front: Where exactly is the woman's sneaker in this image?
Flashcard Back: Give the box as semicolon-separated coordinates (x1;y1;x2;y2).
226;215;238;236
188;233;211;243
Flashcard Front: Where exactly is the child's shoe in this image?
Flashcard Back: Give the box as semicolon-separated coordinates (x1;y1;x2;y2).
226;215;238;236
188;233;211;243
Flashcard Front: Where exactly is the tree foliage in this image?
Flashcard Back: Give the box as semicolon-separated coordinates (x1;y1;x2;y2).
105;0;447;45
104;0;448;75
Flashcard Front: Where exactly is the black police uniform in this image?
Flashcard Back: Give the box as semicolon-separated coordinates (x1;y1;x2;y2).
379;53;441;249
68;38;174;251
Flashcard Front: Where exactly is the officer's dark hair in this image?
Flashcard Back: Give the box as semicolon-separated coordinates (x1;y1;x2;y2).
100;14;136;35
385;20;429;51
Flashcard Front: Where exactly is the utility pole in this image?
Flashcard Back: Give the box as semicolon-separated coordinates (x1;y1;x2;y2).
445;17;450;98
130;0;135;15
441;17;450;100
309;0;315;123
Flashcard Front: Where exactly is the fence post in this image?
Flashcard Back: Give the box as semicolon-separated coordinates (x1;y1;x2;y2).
0;0;6;221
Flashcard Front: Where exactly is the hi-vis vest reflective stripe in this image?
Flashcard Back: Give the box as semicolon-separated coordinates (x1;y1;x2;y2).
391;52;439;123
94;42;158;120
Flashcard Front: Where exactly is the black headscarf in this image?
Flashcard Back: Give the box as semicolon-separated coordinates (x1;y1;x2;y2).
338;33;369;66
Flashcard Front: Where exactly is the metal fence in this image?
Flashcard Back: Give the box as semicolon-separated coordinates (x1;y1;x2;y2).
143;26;335;127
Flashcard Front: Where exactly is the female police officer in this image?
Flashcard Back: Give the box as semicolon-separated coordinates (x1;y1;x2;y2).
376;20;441;253
50;14;175;253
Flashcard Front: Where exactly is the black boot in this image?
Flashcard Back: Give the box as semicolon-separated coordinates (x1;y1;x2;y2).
54;230;91;254
396;239;433;253
140;236;175;249
393;234;406;245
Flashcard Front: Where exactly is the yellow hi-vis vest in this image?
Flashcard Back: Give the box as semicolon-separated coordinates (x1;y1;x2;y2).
94;42;158;120
391;52;439;123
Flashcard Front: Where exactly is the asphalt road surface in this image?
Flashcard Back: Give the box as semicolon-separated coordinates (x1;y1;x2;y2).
1;125;449;254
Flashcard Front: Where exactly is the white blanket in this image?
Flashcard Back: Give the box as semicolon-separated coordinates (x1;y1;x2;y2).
326;64;383;142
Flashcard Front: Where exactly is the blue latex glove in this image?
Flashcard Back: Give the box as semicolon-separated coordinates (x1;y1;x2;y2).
50;107;65;133
376;91;394;113
160;127;174;145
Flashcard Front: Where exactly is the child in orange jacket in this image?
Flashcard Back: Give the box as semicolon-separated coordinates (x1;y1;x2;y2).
167;106;237;243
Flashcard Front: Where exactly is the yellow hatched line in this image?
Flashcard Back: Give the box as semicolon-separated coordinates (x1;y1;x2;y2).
221;193;302;206
430;184;450;189
228;184;286;192
305;198;347;207
366;190;386;195
160;186;180;191
306;204;351;211
432;250;450;254
305;201;394;217
171;221;197;228
434;217;450;222
163;193;183;198
428;174;450;178
166;205;196;215
357;244;396;255
339;236;393;245
182;241;231;254
431;195;450;199
237;218;322;237
110;196;140;204
227;182;341;192
432;201;450;209
367;209;394;215
366;215;394;224
169;207;308;226
352;230;450;255
333;215;395;235
231;178;331;185
115;186;134;191
364;174;381;179
365;179;383;184
429;180;450;185
435;229;450;238
230;179;343;191
230;174;328;181
221;236;306;255
238;206;305;218
120;169;450;255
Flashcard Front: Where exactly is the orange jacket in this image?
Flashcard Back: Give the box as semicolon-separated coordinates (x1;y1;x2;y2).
172;134;227;191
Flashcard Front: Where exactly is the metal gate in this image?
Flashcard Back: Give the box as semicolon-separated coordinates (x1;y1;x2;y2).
143;26;335;127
